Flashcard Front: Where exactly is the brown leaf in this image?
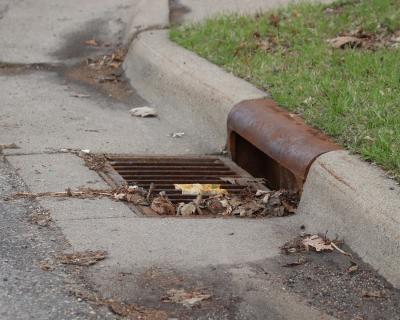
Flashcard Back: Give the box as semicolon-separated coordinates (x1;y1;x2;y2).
126;193;146;205
328;36;362;49
347;264;359;274
258;39;272;52
39;260;54;271
151;194;176;215
253;31;261;38
59;250;107;266
302;235;334;252
269;14;280;27
362;290;387;299
84;39;99;47
282;257;307;267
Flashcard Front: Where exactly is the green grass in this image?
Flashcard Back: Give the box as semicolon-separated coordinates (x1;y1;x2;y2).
170;0;400;179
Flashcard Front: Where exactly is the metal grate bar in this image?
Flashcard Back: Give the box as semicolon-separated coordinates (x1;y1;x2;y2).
105;155;254;205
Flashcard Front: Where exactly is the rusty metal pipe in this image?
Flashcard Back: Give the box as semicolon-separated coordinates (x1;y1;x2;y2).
227;98;341;192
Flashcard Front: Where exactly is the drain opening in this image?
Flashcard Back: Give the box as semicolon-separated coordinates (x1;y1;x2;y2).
100;155;299;217
104;155;263;202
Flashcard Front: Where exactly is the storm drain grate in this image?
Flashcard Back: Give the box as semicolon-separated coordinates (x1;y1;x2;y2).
102;155;265;205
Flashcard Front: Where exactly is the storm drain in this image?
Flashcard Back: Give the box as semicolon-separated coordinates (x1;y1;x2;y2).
100;155;270;216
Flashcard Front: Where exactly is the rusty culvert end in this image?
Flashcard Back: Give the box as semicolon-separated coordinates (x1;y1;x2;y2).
227;98;341;193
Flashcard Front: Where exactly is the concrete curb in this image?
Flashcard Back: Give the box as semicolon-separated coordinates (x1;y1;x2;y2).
297;150;400;288
123;0;169;43
122;15;400;289
123;30;267;148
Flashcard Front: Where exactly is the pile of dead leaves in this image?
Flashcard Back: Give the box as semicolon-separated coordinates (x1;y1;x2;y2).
174;189;299;218
281;234;360;273
281;234;339;254
85;47;127;83
87;47;126;70
328;28;400;50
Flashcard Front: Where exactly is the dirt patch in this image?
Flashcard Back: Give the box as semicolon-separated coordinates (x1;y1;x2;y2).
63;48;130;102
62;48;146;104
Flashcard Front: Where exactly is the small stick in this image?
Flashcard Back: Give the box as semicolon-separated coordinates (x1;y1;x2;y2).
331;242;352;257
194;193;203;215
146;183;155;202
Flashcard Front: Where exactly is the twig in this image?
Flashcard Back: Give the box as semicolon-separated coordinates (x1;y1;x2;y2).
146;183;154;202
331;242;352;258
194;193;203;215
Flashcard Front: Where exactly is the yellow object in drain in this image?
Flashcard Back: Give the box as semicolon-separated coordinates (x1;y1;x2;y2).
174;184;228;195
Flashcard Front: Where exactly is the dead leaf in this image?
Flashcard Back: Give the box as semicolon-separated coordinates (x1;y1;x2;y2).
162;288;211;307
175;184;227;196
255;190;269;197
29;210;52;227
130;106;158;118
39;259;54;271
253;31;261;38
84;39;99;46
177;202;197;216
283;257;307;267
70;92;91;98
328;36;362;49
347;264;359;274
302;235;334;252
269;14;280;27
258;39;272;52
59;250;107;266
206;198;227;215
362;290;387;299
151;193;176;215
0;143;19;150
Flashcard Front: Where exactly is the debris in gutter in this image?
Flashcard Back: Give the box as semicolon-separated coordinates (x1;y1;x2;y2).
362;290;387;299
302;235;334;252
282;257;307;267
70;92;91;98
84;39;99;47
170;132;185;138
29;209;52;227
0;143;20;152
151;192;176;215
58;250;107;266
162;288;211;308
130;106;158;118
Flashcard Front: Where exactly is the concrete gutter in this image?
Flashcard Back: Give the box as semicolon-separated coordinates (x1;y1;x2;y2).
122;3;400;289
